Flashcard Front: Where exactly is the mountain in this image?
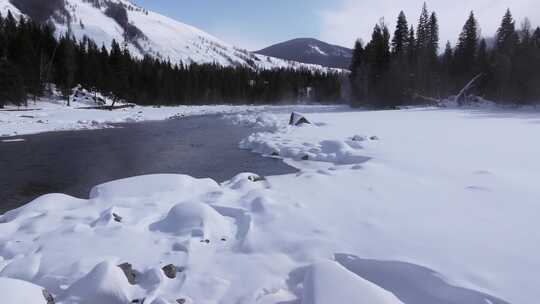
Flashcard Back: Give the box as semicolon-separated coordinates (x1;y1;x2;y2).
256;38;353;69
0;0;330;71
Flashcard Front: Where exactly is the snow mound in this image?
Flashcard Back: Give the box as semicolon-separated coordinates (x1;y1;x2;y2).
0;277;49;304
89;174;219;200
150;201;230;239
302;260;403;304
62;261;132;304
241;134;370;164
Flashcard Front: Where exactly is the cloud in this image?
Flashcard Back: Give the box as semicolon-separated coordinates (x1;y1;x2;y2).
319;0;540;48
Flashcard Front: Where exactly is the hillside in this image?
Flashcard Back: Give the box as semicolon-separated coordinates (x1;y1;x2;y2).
0;0;330;71
256;38;353;69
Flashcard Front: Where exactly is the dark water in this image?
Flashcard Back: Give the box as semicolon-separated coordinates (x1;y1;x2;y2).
0;115;297;213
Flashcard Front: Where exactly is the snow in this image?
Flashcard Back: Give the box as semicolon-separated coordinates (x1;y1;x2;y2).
308;45;328;56
1;106;540;303
0;98;258;138
302;260;403;304
0;277;49;304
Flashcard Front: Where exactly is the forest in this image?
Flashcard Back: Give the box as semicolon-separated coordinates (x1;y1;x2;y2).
0;10;343;108
350;4;540;107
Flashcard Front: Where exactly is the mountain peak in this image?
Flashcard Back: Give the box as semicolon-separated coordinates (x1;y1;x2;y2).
256;38;352;69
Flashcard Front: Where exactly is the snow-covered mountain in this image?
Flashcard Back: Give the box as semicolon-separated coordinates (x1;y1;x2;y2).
256;38;353;69
0;0;331;71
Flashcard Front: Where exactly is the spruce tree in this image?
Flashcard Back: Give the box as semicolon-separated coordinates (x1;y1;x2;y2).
416;3;430;51
0;58;26;107
407;26;416;65
428;12;439;62
455;11;479;80
495;9;519;56
533;27;540;49
392;11;409;56
350;39;366;105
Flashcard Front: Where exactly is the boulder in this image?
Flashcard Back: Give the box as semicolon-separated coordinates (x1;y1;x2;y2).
289;112;311;126
162;264;177;279
117;262;137;284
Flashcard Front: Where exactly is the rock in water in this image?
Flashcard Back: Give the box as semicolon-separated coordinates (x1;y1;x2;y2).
289;112;311;126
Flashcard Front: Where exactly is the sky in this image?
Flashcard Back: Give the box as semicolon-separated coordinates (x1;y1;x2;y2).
132;0;539;51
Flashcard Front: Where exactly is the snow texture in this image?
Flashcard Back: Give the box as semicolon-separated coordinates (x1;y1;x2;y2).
1;106;540;303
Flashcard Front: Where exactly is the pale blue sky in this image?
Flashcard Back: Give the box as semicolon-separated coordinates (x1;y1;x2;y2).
132;0;335;50
132;0;539;51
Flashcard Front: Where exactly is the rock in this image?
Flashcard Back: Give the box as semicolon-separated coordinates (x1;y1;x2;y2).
118;263;137;285
112;213;123;223
248;175;266;182
302;155;310;161
42;290;55;304
162;264;177;279
176;299;186;304
370;136;379;141
289;112;311;126
352;135;367;142
271;151;280;156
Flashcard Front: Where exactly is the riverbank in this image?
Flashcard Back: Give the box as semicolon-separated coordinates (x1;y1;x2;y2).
0;99;347;139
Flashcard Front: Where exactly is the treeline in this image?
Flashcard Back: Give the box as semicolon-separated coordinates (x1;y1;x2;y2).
0;11;342;108
350;4;540;108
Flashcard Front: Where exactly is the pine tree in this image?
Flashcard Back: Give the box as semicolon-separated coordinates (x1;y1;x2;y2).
533;27;540;49
416;3;430;51
428;12;439;62
455;11;479;79
406;26;416;65
441;41;454;94
349;39;366;105
392;11;409;56
365;20;391;106
56;36;77;105
495;9;519;56
0;58;26;107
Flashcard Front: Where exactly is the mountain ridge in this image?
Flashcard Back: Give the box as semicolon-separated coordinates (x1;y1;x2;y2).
256;38;353;69
0;0;334;71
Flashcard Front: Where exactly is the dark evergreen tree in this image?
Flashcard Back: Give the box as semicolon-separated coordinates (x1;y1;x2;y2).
495;9;519;56
427;12;439;62
350;39;366;105
392;11;409;56
0;59;26;107
455;11;479;82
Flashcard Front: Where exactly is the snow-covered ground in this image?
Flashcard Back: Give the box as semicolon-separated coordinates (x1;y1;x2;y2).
0;97;339;138
1;106;540;303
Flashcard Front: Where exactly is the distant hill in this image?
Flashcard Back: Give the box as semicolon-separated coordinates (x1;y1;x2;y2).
256;38;353;69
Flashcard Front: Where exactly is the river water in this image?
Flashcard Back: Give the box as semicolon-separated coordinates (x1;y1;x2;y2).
0;115;297;213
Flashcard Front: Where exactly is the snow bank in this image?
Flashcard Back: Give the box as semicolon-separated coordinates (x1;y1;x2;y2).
0;277;49;304
302;260;403;304
62;261;132;304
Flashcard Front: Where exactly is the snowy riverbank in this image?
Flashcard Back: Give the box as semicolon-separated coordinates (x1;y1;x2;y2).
1;106;540;303
0;98;259;138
